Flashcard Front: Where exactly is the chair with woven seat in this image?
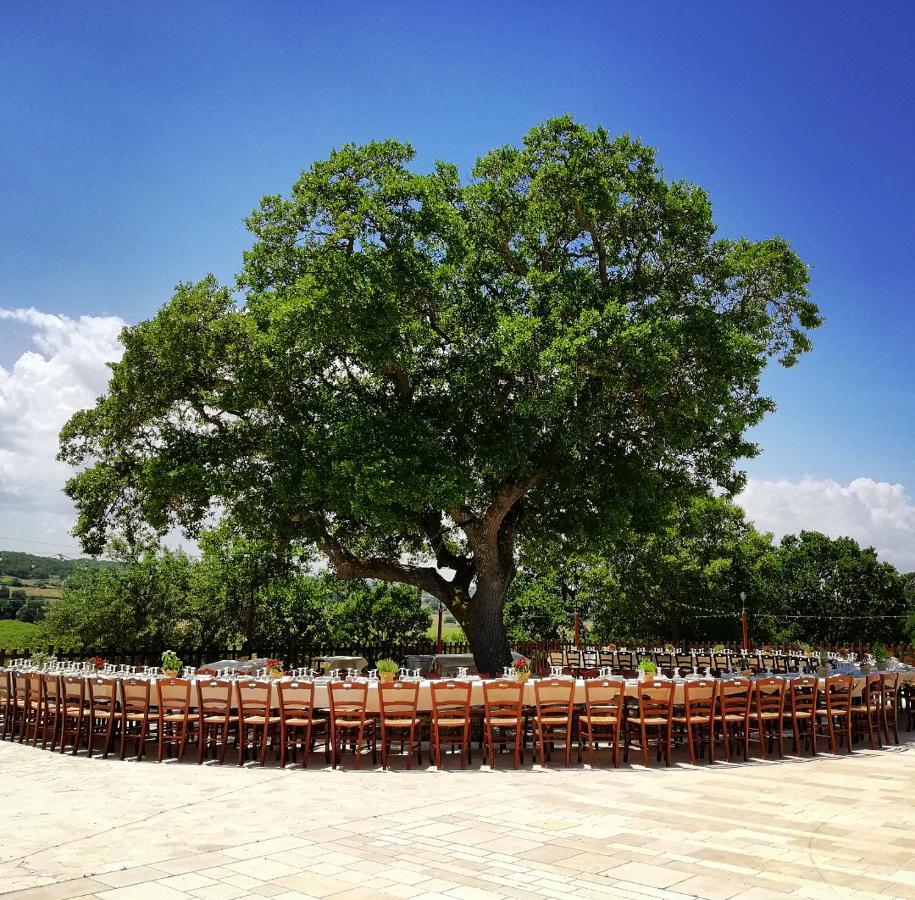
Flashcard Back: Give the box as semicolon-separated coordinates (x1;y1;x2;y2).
481;679;524;769
547;649;566;673
675;654;694;676
624;680;674;767
616;651;636;678
565;649;583;677
87;677;118;758
59;675;87;754
750;677;786;759
815;674;854;754
533;678;574;767
717;678;752;761
879;672;900;746
156;677;193;762
851;674;882;750
673;679;717;765
578;677;625;767
22;672;44;746
378;680;421;770
40;674;64;751
430;680;472;769
237;680;281;766
785;675;818;755
277;679;328;768
328;681;376;769
196;678;237;765
0;669;9;739
118;678;151;760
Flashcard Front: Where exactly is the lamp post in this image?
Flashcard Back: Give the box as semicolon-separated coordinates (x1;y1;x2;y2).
740;591;749;651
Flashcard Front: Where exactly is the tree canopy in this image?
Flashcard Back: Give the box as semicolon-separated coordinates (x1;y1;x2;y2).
59;117;820;671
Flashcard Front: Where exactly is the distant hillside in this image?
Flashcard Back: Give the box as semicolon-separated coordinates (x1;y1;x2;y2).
0;549;119;581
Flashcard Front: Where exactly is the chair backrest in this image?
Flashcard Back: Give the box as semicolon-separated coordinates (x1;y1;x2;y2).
860;674;882;711
120;678;150;714
62;675;86;707
773;656;788;673
683;679;717;717
197;679;233;716
88;677;117;709
675;654;693;671
616;651;635;671
879;672;899;705
760;654;776;671
547;650;565;667
713;653;730;671
822;674;854;714
534;678;574;720
719;678;752;718
637;680;674;721
43;673;62;704
482;679;523;722
785;656;801;673
431;680;471;724
277;680;317;718
27;671;43;705
695;653;712;669
156;678;192;713
598;650;615;667
328;681;368;723
754;677;785;716
581;648;599;668
0;669;8;701
583;677;625;718
565;649;583;672
789;675;818;715
237;680;274;718
379;680;419;720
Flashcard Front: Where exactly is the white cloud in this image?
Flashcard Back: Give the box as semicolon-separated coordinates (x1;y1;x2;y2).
740;477;915;572
0;308;125;556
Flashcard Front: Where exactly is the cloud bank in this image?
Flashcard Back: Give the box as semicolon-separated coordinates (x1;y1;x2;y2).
0;308;125;555
740;477;915;572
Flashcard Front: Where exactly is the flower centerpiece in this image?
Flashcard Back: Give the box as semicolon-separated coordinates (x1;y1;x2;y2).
89;655;106;671
265;658;284;679
513;657;531;683
637;659;657;682
161;649;182;678
376;658;398;683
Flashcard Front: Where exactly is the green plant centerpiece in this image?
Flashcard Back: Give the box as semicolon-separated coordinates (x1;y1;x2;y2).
161;649;182;678
637;659;658;682
872;643;890;671
376;658;399;683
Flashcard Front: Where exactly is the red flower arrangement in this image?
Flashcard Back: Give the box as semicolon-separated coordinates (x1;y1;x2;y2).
264;658;284;676
89;656;105;670
513;657;531;676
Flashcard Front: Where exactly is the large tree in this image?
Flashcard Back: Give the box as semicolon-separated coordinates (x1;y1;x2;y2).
59;117;819;673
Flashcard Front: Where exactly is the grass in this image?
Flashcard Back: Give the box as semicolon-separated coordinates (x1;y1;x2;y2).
0;620;45;651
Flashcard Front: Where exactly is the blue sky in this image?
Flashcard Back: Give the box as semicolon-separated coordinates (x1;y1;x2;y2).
1;2;914;563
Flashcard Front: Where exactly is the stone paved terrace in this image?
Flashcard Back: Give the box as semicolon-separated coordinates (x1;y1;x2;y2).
2;732;915;900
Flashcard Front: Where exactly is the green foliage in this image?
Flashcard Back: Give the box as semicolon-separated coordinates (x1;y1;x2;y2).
58;118;819;669
161;649;182;671
0;549;118;581
375;658;398;675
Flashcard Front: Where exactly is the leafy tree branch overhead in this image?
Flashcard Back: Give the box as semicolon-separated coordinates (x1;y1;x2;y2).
58;116;821;673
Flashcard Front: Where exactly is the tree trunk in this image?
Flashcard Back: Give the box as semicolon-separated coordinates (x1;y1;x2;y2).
462;585;513;676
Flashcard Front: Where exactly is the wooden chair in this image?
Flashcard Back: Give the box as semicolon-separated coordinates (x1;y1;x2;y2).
695;653;712;673
879;673;900;746
0;669;9;739
673;679;717;765
430;680;472;769
533;678;574;767
547;649;565;672
23;672;44;746
565;649;583;676
581;649;599;673
237;680;281;766
328;681;376;769
197;679;236;765
624;680;674;767
717;678;752;761
40;674;63;751
616;651;636;677
675;654;694;676
119;678;151;761
59;675;87;755
815;674;854;754
713;653;730;674
87;677;118;758
482;680;524;769
378;681;421;770
278;679;329;768
156;677;192;762
750;677;786;759
851;674;881;750
578;677;625;767
786;676;818;755
10;672;29;741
